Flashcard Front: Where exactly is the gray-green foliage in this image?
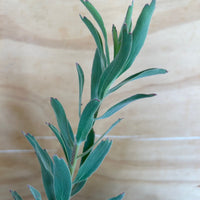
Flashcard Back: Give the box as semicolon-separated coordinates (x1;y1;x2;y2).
108;193;125;200
28;185;42;200
11;0;167;199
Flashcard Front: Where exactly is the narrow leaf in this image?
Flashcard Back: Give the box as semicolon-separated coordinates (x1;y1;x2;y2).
71;180;87;197
98;24;132;99
25;133;53;173
53;155;72;200
119;1;134;40
40;167;55;200
80;15;106;66
91;49;104;99
47;123;72;166
10;190;23;200
24;133;55;200
81;0;110;64
124;2;133;31
76;99;101;143
112;25;120;58
80;129;95;166
50;98;74;148
73;139;112;183
120;0;156;75
28;185;42;200
78;119;121;159
108;193;125;200
76;63;84;117
109;68;167;94
98;94;156;119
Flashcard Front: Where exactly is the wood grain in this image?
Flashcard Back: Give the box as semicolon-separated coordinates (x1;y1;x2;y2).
0;0;200;199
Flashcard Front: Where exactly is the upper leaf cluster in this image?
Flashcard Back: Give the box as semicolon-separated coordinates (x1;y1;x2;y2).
11;1;167;200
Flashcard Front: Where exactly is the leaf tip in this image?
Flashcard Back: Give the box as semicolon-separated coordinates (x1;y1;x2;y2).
21;131;26;136
22;131;30;137
53;154;59;160
120;192;125;198
164;69;168;73
123;23;127;28
45;122;50;126
131;0;134;5
105;138;113;144
50;97;56;103
128;1;134;10
149;0;156;9
112;24;116;29
152;0;156;5
79;14;84;20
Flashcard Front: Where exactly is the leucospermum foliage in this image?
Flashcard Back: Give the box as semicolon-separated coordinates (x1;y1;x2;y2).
11;0;167;200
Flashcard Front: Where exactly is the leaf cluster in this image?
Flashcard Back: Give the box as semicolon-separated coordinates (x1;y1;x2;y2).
11;0;167;200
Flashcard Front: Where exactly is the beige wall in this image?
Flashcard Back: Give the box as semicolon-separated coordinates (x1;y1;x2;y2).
0;0;200;199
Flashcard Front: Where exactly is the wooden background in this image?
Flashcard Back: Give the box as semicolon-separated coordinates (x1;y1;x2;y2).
0;0;200;199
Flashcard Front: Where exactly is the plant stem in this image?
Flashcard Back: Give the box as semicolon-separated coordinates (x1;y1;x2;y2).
70;143;80;177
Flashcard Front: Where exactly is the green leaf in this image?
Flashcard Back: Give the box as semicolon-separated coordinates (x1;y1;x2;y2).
91;49;105;99
77;119;121;160
97;94;156;119
120;0;156;75
119;1;134;40
24;133;53;173
10;190;23;200
71;180;87;197
24;133;55;200
50;98;74;148
108;193;125;200
109;68;167;94
80;129;95;166
73;139;112;184
76;63;84;117
112;25;120;58
76;99;101;143
80;0;110;64
124;2;133;31
28;185;42;200
47;123;72;166
116;1;133;57
53;155;72;200
98;24;132;99
80;15;106;66
41;168;55;200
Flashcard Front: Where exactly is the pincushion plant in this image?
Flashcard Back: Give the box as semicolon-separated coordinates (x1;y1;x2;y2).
10;0;167;199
